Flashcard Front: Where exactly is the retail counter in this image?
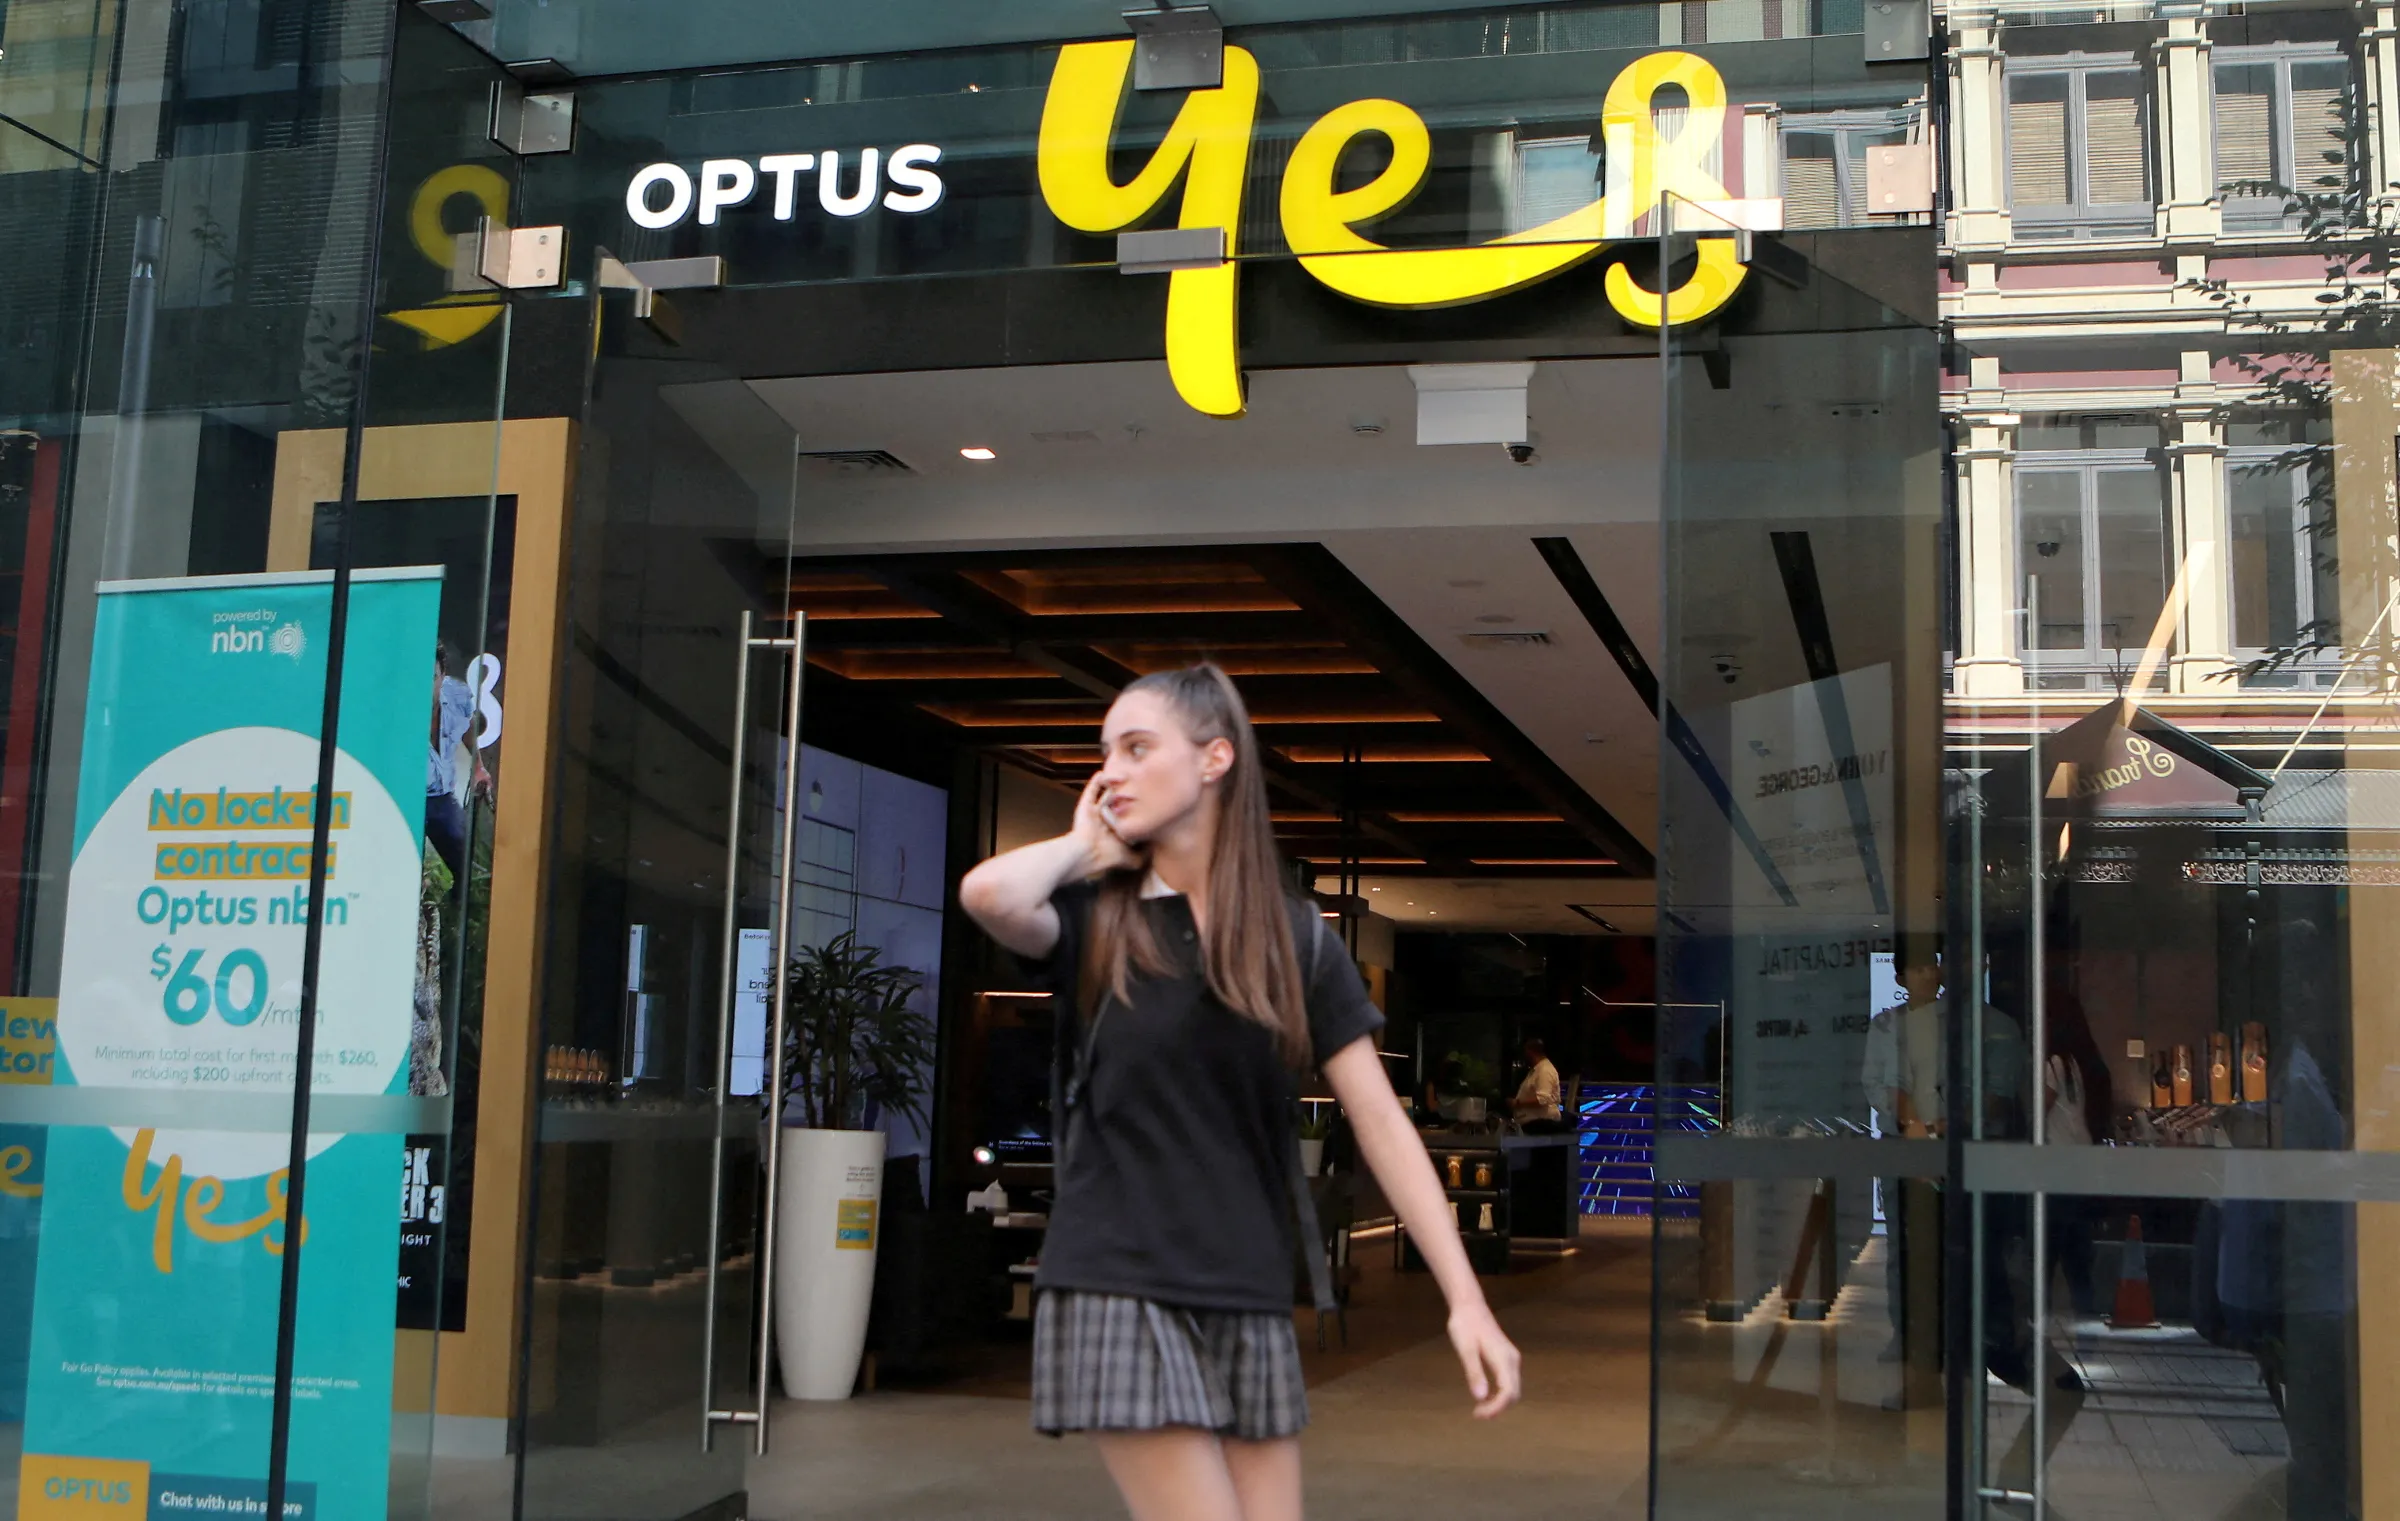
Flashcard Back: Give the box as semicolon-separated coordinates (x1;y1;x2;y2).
1403;1128;1581;1272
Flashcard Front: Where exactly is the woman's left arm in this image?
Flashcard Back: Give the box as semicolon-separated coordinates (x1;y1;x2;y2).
1323;1036;1522;1418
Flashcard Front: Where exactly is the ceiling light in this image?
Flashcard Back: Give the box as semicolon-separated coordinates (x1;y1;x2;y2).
960;446;997;460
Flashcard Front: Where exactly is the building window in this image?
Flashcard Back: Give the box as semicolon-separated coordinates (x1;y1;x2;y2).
1512;135;1602;229
2016;419;2169;683
2006;56;2153;238
2226;415;2338;682
1507;108;1738;235
2213;46;2354;231
1778;109;1916;226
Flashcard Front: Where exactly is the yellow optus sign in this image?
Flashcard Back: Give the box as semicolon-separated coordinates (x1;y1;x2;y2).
1038;41;1752;418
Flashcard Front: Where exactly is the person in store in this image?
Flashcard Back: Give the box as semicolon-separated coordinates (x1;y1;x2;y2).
1510;1036;1565;1132
961;662;1521;1521
1861;952;2031;1393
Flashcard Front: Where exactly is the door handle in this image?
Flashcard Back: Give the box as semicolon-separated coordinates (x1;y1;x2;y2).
701;609;806;1454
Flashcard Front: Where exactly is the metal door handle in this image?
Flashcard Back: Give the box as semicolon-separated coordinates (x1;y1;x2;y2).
701;609;806;1454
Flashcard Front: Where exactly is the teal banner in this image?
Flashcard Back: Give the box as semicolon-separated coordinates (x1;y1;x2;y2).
19;569;441;1521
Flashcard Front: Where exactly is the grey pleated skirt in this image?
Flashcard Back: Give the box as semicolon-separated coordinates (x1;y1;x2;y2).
1031;1290;1309;1441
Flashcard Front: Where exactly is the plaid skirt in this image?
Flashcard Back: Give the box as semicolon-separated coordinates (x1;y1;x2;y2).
1031;1290;1308;1441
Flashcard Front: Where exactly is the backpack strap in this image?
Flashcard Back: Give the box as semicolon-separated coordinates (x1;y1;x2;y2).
1290;903;1338;1314
1053;988;1107;1177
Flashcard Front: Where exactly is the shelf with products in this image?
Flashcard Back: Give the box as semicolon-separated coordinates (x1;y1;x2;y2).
1405;1143;1511;1274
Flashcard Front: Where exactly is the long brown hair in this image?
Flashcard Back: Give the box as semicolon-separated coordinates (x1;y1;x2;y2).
1080;663;1309;1066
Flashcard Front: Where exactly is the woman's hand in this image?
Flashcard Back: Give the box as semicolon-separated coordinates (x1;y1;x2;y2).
959;778;1145;958
1323;1037;1523;1419
1071;773;1144;877
1447;1302;1522;1418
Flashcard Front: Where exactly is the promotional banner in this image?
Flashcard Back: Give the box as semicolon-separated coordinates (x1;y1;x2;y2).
0;996;54;1423
20;569;440;1521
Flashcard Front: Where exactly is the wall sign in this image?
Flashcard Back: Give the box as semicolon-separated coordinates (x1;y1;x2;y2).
604;43;1769;421
18;569;440;1521
1037;40;1764;418
625;145;946;229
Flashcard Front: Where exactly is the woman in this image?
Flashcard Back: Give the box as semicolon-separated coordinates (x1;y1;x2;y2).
961;663;1521;1521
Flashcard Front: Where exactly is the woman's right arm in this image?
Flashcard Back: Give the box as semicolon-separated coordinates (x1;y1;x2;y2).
958;775;1137;958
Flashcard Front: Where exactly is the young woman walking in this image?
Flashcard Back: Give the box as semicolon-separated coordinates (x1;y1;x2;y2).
960;663;1521;1521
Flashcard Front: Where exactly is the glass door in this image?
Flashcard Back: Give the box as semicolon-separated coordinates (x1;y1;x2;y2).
501;269;806;1521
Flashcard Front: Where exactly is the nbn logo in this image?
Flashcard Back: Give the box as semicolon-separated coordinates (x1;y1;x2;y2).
210;628;263;654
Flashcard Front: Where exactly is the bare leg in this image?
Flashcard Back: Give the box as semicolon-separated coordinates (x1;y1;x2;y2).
1221;1436;1303;1521
1091;1430;1243;1521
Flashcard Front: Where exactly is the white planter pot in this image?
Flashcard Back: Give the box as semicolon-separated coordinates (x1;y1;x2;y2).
1299;1138;1326;1177
773;1126;886;1401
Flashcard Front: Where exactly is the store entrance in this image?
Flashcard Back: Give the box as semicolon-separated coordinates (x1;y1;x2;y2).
508;334;1675;1518
454;152;1955;1509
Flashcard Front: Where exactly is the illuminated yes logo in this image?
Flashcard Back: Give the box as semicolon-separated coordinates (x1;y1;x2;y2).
1038;42;1751;418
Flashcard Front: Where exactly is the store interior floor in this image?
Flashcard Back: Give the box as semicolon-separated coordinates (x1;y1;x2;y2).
426;1216;1655;1521
753;1217;1655;1521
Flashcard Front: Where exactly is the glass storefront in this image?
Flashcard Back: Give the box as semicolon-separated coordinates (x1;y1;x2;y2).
1;1;2393;1518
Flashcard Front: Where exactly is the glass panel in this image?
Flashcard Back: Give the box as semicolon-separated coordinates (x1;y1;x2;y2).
2084;71;2152;205
1652;247;1945;1515
2229;460;2303;650
2214;63;2278;189
1511;135;1601;232
1974;1191;2358;1518
519;6;1929;288
1782;132;1846;226
0;4;506;1519
2019;471;2089;652
2093;467;2167;660
2010;73;2074;206
468;0;1871;89
2291;58;2352;186
504;288;765;1521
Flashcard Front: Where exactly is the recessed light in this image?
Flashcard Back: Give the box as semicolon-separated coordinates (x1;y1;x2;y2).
1370;886;1381;892
960;446;997;460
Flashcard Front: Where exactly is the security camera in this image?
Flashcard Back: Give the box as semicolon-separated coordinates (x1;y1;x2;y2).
1711;654;1741;684
1504;442;1536;465
2035;540;2061;558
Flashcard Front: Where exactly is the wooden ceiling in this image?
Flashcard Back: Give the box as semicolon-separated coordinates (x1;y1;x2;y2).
781;543;1649;879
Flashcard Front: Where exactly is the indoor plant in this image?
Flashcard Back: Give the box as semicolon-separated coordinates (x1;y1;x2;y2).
772;930;934;1400
1297;1104;1336;1177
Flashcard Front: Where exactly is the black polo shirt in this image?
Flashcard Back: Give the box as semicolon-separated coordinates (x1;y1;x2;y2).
1026;882;1385;1314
